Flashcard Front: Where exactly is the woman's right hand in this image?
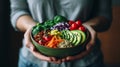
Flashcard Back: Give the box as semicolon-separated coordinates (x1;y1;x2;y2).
24;27;62;64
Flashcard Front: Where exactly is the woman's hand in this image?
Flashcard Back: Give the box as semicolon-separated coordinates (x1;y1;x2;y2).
61;24;97;62
24;27;62;64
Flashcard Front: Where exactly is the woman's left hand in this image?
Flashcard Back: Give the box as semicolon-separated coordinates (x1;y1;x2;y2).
61;24;97;62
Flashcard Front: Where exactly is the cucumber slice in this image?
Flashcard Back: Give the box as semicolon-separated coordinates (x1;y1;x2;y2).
64;30;70;40
67;31;74;43
61;30;66;38
61;30;70;40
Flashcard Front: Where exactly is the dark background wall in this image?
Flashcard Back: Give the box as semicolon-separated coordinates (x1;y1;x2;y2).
0;0;23;67
0;0;11;66
101;0;120;66
0;0;120;67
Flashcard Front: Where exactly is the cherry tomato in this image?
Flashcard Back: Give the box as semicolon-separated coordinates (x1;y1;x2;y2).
43;35;52;41
68;20;74;25
69;26;74;30
35;38;40;42
75;20;82;26
38;40;46;45
34;34;40;39
78;26;86;32
70;23;79;30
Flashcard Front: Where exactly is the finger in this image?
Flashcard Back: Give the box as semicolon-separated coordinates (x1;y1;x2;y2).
50;57;57;61
61;58;66;62
30;49;52;62
50;57;62;64
66;50;89;61
86;43;93;51
30;50;62;64
53;59;62;64
57;60;62;64
86;34;96;51
83;25;97;50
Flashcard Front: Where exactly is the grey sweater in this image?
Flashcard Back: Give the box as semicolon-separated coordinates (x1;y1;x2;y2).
10;0;112;67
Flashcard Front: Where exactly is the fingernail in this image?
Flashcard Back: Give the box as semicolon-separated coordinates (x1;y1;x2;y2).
87;45;93;50
87;46;90;50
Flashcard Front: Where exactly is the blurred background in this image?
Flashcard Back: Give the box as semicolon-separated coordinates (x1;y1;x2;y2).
0;0;120;67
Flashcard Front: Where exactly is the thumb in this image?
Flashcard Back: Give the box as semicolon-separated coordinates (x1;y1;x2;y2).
24;28;35;51
86;43;94;51
27;43;34;51
83;24;96;51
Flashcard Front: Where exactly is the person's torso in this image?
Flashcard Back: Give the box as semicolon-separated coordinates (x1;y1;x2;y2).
21;1;103;66
27;0;94;22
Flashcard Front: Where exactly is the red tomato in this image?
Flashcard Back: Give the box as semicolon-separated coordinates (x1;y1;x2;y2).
35;38;40;42
78;26;86;32
43;35;52;41
69;26;74;30
68;20;74;25
38;40;46;45
70;23;79;30
75;20;82;26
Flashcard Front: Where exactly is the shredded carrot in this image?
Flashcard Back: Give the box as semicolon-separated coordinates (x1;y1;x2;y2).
46;36;56;47
46;35;63;48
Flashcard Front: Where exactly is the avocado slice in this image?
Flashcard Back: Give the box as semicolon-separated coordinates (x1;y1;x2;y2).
76;30;86;44
72;30;86;45
71;33;77;45
61;30;86;46
62;30;76;45
71;31;82;46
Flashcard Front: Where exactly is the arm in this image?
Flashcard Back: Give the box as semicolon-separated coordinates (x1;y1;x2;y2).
83;16;112;32
10;0;34;31
84;0;112;32
62;0;112;62
16;15;36;32
10;0;61;64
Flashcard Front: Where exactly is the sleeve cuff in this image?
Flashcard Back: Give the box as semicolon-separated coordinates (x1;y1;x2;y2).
11;11;29;31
